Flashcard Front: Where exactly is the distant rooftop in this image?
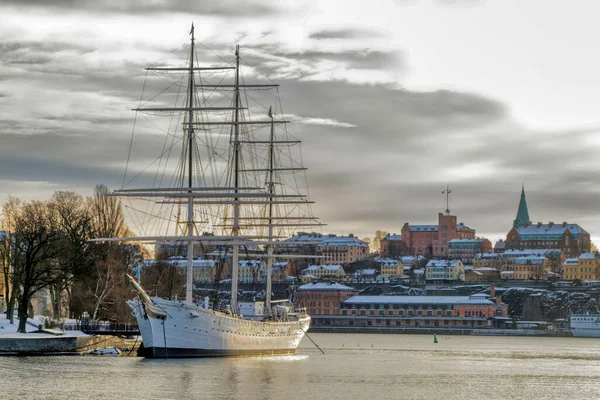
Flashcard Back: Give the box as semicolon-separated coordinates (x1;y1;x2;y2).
343;295;496;306
317;236;367;248
517;223;589;237
426;259;463;267
298;282;356;292
381;234;402;241
409;225;438;232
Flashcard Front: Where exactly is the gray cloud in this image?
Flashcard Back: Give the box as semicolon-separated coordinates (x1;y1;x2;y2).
1;5;599;243
1;0;278;17
309;28;390;40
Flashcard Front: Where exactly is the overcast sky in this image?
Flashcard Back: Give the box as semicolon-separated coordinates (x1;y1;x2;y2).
2;0;600;244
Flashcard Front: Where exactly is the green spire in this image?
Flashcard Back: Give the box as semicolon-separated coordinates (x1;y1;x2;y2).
513;184;531;228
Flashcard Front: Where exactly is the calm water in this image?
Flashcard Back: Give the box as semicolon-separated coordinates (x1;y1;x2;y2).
1;333;600;399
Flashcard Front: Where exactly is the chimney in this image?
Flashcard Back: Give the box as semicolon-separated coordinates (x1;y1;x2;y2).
548;222;554;227
537;222;542;227
490;284;496;298
496;296;502;305
562;222;567;227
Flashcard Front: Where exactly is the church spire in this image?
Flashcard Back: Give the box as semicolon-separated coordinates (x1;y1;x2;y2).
513;184;531;228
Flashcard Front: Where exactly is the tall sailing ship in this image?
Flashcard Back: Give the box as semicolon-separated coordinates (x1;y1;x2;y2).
99;25;323;357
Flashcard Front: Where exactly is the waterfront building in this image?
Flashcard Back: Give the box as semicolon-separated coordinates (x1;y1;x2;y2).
296;282;358;316
505;222;590;256
500;255;553;280
425;259;464;283
448;238;492;265
378;259;403;278
562;258;579;280
260;261;294;283
474;249;564;275
574;253;600;281
238;260;265;284
315;234;368;264
145;258;224;284
354;268;379;280
306;291;508;328
276;231;327;256
494;239;506;253
379;234;406;258
401;213;476;257
505;187;590;255
301;264;345;280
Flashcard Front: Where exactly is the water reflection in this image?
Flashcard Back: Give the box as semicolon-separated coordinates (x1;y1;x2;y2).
2;334;600;400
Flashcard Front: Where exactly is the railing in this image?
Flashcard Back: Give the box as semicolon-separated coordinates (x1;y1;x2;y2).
64;321;140;335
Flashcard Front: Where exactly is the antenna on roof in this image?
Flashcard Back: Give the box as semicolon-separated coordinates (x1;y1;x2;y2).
442;185;452;215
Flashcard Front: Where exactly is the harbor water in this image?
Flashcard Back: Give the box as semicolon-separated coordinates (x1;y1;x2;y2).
1;333;600;399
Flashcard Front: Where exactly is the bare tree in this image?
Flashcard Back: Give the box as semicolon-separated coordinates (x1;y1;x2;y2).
372;230;388;255
90;184;127;239
0;197;22;323
48;191;94;319
91;256;119;320
12;200;63;333
140;260;185;300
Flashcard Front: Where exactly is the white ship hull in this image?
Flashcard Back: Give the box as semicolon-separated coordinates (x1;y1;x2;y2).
570;314;600;338
128;298;311;358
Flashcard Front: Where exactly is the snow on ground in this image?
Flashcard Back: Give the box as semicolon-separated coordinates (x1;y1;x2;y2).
0;313;88;338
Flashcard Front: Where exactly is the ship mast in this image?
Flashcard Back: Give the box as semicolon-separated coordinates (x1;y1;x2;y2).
265;107;275;312
185;24;196;305
230;45;241;314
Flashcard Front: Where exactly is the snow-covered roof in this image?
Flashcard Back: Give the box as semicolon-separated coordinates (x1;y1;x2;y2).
277;232;330;247
304;264;343;272
381;234;402;241
517;223;588;237
409;225;438;232
476;253;500;260
343;295;495;306
316;236;368;248
239;260;263;267
473;267;498;272
273;261;290;268
298;282;356;291
376;258;399;267
426;259;463;267
401;256;424;264
564;258;579;265
501;249;561;258
514;256;547;265
354;268;377;276
449;238;485;244
579;253;599;259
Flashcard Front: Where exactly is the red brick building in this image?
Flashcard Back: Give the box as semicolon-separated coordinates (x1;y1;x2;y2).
380;234;407;258
506;186;590;256
505;222;590;256
296;282;358;316
401;213;476;257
